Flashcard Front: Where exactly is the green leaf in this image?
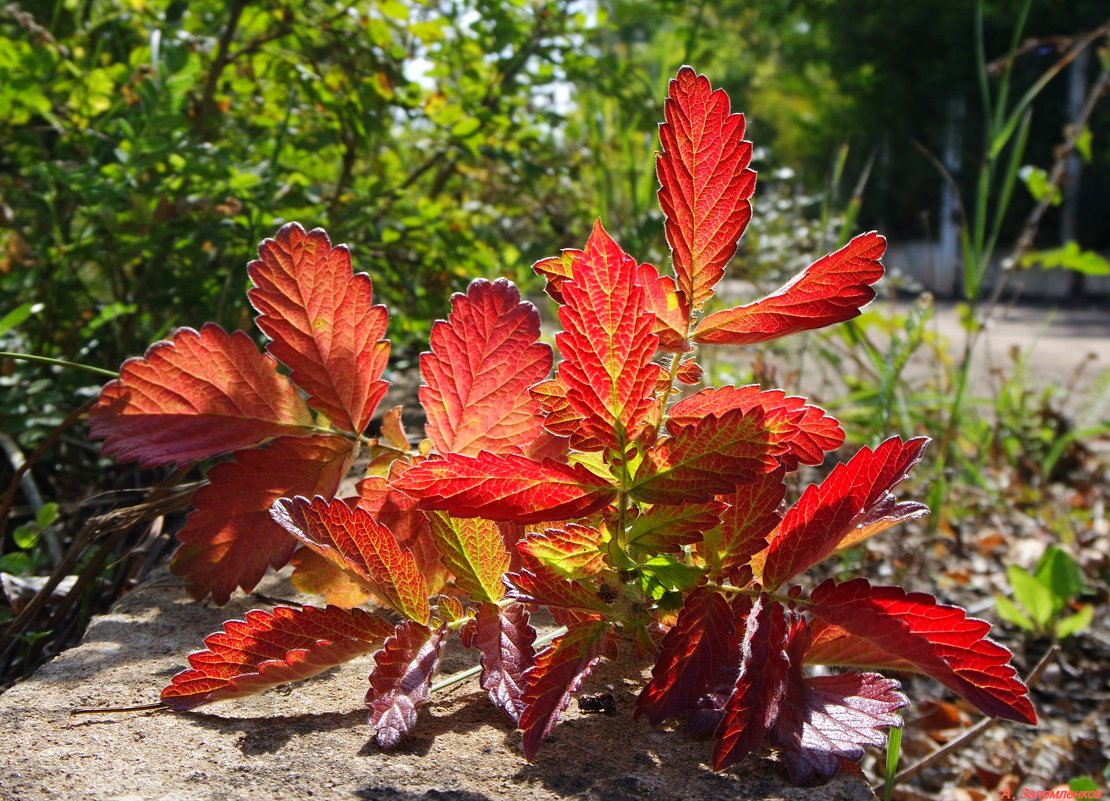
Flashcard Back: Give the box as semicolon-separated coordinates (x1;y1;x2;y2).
1068;776;1099;794
1033;546;1084;614
1054;605;1093;639
1074;125;1092;163
12;523;40;551
1019;165;1061;206
1007;565;1053;629
36;502;59;529
994;594;1034;632
638;555;704;597
0;303;41;336
1021;242;1110;277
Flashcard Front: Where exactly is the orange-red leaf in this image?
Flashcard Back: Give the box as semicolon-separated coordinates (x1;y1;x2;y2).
517;523;605;579
761;437;929;590
657;66;756;311
519;621;611;760
367;621;446;748
554;221;662;451
533;249;579;305
394;451;617;524
631;408;781;504
504;567;612;615
806;578;1036;724
271;496;430;624
420;278;552;456
461;602;537;723
694;232;886;345
170;434;355;604
707;467;786;574
638;262;690;351
636;587;736;725
668;385;844;470
161;605;392;711
353;472;447;595
89;324;314;468
247;223;390;434
290;547;375;608
426;512;510;603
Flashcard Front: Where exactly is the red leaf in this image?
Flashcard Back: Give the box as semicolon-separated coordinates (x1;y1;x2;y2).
353;473;446;594
519;621;611;760
712;595;791;770
627;501;725;553
271;496;430;624
393;451;616;524
290;547;375;608
367;621;446;748
705;468;786;574
657;66;755;311
674;359;703;385
764;618;908;782
503;567;612;615
420;278;552;455
636;588;737;725
554;221;662;451
517;523;605;579
761;437;929;589
89;324;314;468
773;668;907;783
463;602;537;723
693;232;886;345
247;223;390;434
170;434;355;604
806;578;1036;724
668;385;844;470
631;408;781;504
161;605;392;711
638;262;690;351
533;249;580;305
426;512;510;603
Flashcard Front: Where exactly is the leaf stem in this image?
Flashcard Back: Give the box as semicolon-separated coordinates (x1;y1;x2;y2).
0;351;119;379
428;625;567;695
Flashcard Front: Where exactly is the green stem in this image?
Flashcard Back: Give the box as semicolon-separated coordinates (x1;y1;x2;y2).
429;625;568;695
0;351;118;379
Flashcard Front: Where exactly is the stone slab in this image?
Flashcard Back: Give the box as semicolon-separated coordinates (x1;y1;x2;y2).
0;573;877;801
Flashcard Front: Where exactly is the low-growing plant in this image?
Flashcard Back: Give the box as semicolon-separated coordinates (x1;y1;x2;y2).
996;545;1094;640
87;67;1034;783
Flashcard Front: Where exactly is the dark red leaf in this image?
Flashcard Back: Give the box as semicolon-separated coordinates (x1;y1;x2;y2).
694;232;886;345
712;595;791;770
170;434;355;604
636;588;737;725
632;407;781;504
761;437;929;589
657;66;755;311
420;278;552;456
519;621;611;760
247;223;390;434
554;220;662;451
367;621;446;748
463;602;537;723
806;578;1036;724
393;451;617;524
271;496;430;624
90;324;314;468
161;605;393;710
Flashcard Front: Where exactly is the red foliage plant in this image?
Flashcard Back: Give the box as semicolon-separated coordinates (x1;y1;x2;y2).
89;67;1035;783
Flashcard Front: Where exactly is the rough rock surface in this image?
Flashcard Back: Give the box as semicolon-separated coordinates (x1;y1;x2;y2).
0;573;878;801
